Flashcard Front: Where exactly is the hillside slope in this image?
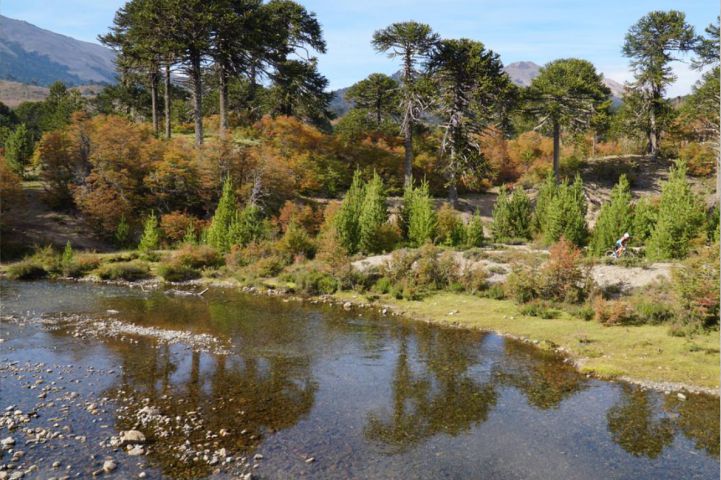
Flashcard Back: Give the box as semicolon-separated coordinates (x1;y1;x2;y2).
0;15;116;86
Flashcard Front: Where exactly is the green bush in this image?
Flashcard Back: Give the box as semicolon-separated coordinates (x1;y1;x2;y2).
706;205;720;243
174;244;223;269
358;172;388;254
520;301;559;319
7;260;47;280
459;265;488;293
533;171;557;234
96;261;150;281
646;162;705;260
4;124;34;176
543;175;588;246
671;244;719;328
504;265;539;303
158;261;200;282
228;203;268;248
632;197;658;244
436;203;465;246
61;241;74;275
484;283;506;300
373;276;392;294
404;180;436;247
335;170;365;254
492;187;532;242
63;255;101;278
589;175;634;256
464;211;485;248
114;215;130;248
138;212;161;253
294;270;339;295
278;222;317;259
207;178;238;253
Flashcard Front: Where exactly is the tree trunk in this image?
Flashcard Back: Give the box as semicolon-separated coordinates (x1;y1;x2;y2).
402;52;414;187
164;63;172;139
218;65;228;138
191;56;203;146
247;62;258;121
150;70;159;136
552;120;560;182
648;87;660;156
448;154;458;208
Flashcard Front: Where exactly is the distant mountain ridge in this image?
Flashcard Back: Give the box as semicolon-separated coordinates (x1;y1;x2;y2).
330;61;625;118
0;15;116;86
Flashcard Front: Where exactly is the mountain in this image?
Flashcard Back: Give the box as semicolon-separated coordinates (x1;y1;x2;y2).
330;62;625;118
503;61;626;98
0;15;116;86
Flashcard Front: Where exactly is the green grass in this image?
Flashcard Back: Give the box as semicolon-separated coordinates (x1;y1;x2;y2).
334;290;720;390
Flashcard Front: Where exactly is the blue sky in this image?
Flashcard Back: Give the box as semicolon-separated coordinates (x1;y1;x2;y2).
2;0;716;95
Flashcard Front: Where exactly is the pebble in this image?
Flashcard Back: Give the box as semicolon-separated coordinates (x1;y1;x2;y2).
1;437;15;447
305;457;315;463
127;445;145;456
102;460;117;473
677;392;687;401
120;430;146;445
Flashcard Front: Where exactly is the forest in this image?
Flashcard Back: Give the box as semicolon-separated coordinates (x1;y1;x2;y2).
0;2;719;378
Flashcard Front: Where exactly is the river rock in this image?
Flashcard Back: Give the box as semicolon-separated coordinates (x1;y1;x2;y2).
677;392;687;401
1;436;15;447
102;459;117;473
342;302;352;310
120;430;146;445
127;445;144;456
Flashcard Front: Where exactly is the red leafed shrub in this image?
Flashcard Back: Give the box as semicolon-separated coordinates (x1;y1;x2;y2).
540;238;589;303
160;211;198;244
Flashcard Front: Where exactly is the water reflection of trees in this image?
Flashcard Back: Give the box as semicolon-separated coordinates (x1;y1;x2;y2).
99;293;319;479
492;341;589;409
665;393;720;457
364;327;497;453
606;385;674;458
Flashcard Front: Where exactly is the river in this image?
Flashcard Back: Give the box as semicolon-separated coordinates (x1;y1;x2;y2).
0;280;718;479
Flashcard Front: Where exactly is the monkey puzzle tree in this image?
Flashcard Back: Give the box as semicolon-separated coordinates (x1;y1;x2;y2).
345;73;400;127
428;38;514;204
524;58;610;181
622;10;697;156
372;21;439;187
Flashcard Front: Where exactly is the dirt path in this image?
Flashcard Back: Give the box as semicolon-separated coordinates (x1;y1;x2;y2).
2;182;112;254
351;248;674;291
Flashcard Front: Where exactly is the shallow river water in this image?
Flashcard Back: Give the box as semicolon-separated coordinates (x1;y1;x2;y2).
0;280;718;479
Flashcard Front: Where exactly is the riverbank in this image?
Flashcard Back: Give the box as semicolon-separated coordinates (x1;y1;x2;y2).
61;272;719;396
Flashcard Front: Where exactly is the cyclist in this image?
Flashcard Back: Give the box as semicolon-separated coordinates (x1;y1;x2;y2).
613;232;631;258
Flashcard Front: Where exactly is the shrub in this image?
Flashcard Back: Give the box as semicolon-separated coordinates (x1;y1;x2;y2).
114;215;130;247
459;265;488;293
275;201;322;235
206;178;238;253
436;203;465;246
631;196;658;244
404;180;436;247
646;161;705;260
504;265;539;303
293;270;339;295
63;254;101;278
679;142;715;177
533;171;557;234
174;244;222;269
160;212;197;245
671;244;719;328
706;205;719;243
7;260;47;280
589;175;634;256
228;203;268;248
158;261;200;282
543;175;587;246
373;276;392;294
492;186;532;242
335;170;365;254
383;249;420;284
539;238;588;303
138;212;161;253
358;172;389;254
484;283;506;300
464;211;485;248
278;221;317;260
593;297;638;326
520;301;559;319
61;241;74;275
96;261;150;281
4;124;34;175
26;245;61;275
248;255;288;278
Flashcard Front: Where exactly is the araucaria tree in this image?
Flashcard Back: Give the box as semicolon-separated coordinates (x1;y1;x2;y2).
524;59;610;180
428;38;514;204
622;10;697;156
372;21;439;186
345;73;400;128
